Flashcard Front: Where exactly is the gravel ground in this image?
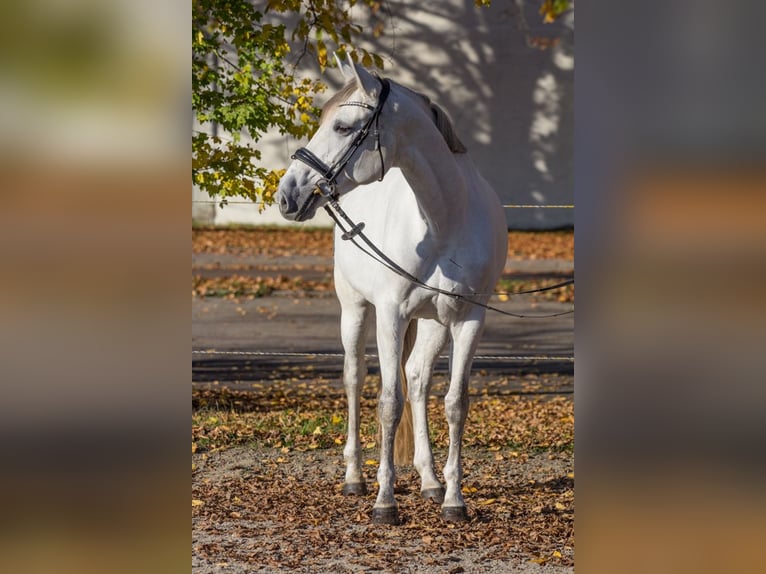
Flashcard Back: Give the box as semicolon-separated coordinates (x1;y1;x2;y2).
193;446;573;573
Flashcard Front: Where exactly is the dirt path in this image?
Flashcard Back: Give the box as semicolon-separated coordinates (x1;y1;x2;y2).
193;446;573;573
192;228;574;572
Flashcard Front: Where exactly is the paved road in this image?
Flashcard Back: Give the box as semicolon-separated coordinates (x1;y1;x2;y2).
192;274;573;395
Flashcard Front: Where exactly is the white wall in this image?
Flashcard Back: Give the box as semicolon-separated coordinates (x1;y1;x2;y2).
194;0;573;229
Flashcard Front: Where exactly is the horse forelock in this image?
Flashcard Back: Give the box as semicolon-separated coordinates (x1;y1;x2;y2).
320;81;358;125
319;78;467;153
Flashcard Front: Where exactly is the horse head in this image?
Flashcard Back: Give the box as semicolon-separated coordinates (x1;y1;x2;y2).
276;55;394;221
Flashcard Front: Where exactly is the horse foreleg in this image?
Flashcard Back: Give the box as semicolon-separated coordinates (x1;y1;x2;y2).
405;319;449;504
372;311;406;525
339;298;372;496
442;312;485;521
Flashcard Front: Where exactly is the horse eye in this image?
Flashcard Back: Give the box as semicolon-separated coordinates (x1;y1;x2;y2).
334;123;352;135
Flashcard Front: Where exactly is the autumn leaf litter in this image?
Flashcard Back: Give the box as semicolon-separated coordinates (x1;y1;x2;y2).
192;227;574;573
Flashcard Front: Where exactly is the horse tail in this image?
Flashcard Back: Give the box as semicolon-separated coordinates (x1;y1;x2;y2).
394;320;417;466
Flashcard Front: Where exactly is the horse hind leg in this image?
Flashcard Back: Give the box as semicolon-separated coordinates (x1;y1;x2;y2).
441;311;485;522
404;319;449;504
339;297;373;497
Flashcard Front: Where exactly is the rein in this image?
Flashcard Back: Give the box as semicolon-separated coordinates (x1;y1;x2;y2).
291;77;573;320
325;200;574;319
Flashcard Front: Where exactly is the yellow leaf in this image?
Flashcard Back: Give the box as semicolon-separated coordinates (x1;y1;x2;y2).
553;551;562;558
334;438;343;444
317;40;328;70
498;293;509;302
331;414;343;425
313;426;323;435
365;459;377;466
192;442;197;453
479;498;497;505
192;499;204;507
555;502;566;510
365;441;376;449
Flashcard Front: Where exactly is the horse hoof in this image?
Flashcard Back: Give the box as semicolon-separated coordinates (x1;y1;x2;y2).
371;507;400;525
421;487;445;504
441;506;469;522
342;483;367;496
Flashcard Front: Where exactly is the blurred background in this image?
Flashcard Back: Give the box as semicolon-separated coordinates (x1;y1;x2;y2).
0;0;187;572
576;0;766;572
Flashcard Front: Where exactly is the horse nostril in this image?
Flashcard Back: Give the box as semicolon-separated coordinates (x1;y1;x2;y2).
278;192;290;213
277;185;300;216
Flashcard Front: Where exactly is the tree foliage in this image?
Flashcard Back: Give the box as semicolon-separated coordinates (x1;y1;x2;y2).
192;0;383;208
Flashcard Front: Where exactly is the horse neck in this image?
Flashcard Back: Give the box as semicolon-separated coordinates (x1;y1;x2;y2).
394;115;468;245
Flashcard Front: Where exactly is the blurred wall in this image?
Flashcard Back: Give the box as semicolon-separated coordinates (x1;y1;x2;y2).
195;0;574;229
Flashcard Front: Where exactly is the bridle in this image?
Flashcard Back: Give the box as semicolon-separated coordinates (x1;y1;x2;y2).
291;77;391;202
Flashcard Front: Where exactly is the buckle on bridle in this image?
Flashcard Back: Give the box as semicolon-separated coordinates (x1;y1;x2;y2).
313;179;337;199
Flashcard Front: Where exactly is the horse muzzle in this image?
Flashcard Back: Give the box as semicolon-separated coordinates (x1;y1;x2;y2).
276;187;323;222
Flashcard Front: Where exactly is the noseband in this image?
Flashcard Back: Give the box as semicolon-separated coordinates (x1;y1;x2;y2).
291;77;391;200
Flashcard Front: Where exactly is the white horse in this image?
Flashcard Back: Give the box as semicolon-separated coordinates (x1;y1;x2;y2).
276;56;507;524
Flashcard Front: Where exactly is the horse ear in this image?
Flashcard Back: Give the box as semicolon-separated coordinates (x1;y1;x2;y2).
341;53;378;100
334;52;349;77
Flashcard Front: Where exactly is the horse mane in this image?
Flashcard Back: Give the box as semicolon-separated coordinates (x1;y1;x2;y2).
428;102;467;154
321;79;468;154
